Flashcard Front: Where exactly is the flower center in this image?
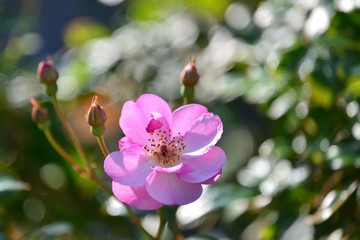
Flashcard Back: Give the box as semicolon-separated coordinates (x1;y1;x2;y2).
143;129;187;167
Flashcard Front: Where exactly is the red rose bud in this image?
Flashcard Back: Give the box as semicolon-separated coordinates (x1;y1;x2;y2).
30;98;48;124
37;58;59;84
180;57;200;87
86;95;107;127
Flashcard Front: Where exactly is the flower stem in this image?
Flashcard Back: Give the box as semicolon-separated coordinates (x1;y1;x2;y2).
96;135;109;156
172;207;184;240
43;127;84;172
95;135;155;240
40;97;154;239
51;95;91;175
123;204;156;240
183;96;188;105
92;174;112;195
155;207;165;240
181;86;194;105
44;126;154;239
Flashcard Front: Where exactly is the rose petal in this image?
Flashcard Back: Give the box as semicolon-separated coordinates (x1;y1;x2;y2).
183;113;223;159
104;150;154;187
146;171;203;205
201;170;222;184
119;101;148;145
148;113;171;134
171;104;208;136
119;137;142;151
146;116;163;133
151;163;193;174
112;182;163;210
120;94;172;145
179;146;226;183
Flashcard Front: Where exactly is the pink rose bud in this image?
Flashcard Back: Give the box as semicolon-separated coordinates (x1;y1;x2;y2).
37;58;59;84
30;98;48;124
180;57;200;87
86;96;107;127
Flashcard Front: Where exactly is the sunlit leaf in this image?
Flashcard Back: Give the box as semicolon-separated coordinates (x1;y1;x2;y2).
67;58;90;90
212;184;258;207
281;216;314;240
317;35;358;51
0;174;30;192
325;142;360;168
303;117;319;136
63;18;110;47
28;222;73;239
345;75;360;98
127;0;176;21
308;181;358;224
308;77;333;109
267;89;297;120
183;0;230;18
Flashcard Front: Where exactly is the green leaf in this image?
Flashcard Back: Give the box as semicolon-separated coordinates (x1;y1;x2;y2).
346;75;360;98
63;18;110;47
308;181;358;224
27;222;73;239
308;77;333;109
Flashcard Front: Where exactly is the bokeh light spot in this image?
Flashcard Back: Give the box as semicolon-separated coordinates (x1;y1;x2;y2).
40;163;65;190
23;198;45;221
225;3;251;31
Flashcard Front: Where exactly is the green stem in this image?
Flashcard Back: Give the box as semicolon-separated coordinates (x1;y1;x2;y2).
123;204;156;240
40;109;154;239
181;86;194;105
92;174;112;195
44;128;154;239
51;95;91;175
96;135;109;156
172;206;184;240
155;207;165;240
43;127;84;172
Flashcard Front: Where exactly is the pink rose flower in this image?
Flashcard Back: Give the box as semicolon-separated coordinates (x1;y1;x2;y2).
104;94;226;210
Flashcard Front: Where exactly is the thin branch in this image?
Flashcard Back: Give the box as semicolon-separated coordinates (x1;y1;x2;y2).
97;135;109;156
43;127;84;172
51;95;91;174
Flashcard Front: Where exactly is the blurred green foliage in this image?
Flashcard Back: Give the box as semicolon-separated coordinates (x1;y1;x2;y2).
2;0;360;239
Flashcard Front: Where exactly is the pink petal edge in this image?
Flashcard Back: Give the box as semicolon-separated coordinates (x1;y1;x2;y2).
119;137;142;151
104;150;153;187
183;113;223;159
171;104;208;136
112;181;163;210
145;116;163;133
201;169;222;184
146;171;203;205
151;163;194;174
119;94;172;145
179;146;226;183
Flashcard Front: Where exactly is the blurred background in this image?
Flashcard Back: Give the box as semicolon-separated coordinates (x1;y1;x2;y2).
2;0;360;239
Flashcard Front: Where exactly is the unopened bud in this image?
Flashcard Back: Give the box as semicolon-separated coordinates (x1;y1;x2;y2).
37;58;58;85
86;96;107;127
30;98;48;124
180;57;199;87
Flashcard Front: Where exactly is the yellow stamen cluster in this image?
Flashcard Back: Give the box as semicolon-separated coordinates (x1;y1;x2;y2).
143;129;187;167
